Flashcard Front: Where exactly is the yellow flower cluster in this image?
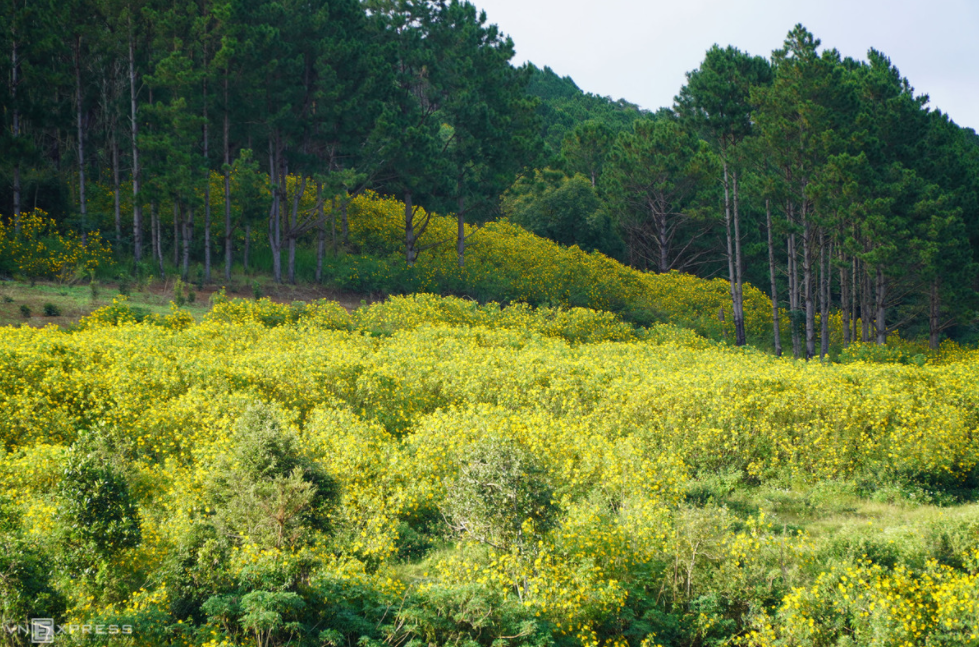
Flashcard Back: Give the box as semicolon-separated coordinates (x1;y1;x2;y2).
345;192;784;338
2;294;979;644
744;557;979;646
0;209;112;279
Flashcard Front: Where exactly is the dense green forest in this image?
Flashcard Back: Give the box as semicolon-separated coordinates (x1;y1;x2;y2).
7;3;979;645
3;0;979;355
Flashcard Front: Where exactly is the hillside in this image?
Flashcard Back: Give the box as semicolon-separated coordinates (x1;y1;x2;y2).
2;293;979;646
525;64;651;156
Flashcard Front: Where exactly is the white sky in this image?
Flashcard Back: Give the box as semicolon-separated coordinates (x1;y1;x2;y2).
472;0;979;131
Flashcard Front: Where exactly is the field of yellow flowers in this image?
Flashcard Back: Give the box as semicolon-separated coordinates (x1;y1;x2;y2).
1;293;978;646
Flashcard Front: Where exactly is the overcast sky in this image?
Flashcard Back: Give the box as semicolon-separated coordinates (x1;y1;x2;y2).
471;0;979;131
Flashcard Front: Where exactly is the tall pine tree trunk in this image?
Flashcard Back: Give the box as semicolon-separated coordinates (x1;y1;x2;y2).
112;134;121;242
149;202;158;273
929;279;941;350
405;190;417;266
657;207;669;274
287;175;306;284
315;182;325;283
861;262;872;342
173;202;180;267
151;202;163;276
820;235;830;359
457;194;466;268
851;257;858;343
268;137;282;283
732;170;746;346
801;202;815;360
456;177;466;268
129;25;142;262
875;267;887;345
244;224;251;272
74;36;87;243
202;77;211;283
723;161;738;343
766;199;782;357
182;204;192;279
786;202;801;359
840;251;850;347
223;73;232;281
11;39;21;226
340;198;349;247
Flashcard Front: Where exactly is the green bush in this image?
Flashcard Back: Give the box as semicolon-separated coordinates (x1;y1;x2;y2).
205;404;339;550
43;302;61;317
442;436;557;552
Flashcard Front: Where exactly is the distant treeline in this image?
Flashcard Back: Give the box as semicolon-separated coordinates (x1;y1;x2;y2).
2;5;979;355
514;28;979;356
1;0;541;282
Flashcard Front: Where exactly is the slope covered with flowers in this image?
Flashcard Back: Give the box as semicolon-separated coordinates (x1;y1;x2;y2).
1;294;979;646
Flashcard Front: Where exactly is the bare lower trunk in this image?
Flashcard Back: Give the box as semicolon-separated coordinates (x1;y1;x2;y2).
723;162;738;344
244;224;251;272
861;262;872;342
732;170;746;345
457;183;466;268
341;198;349;246
287;175;306;284
112;135;121;242
801;202;815;360
173;202;180;267
129;26;142;262
11;40;21;224
658;210;668;274
75;37;87;243
788;226;801;359
766;200;781;357
331;197;338;255
12;164;20;224
457;208;465;268
268;137;282;282
405;190;417;266
149;202;158;271
203;91;211;283
315;182;325;283
851;257;858;343
151;202;163;276
820;235;830;360
929;279;941;350
875;267;886;345
840;251;850;346
182;204;192;279
223;71;232;281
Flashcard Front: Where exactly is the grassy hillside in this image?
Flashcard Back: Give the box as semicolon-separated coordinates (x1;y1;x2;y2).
1;294;979;646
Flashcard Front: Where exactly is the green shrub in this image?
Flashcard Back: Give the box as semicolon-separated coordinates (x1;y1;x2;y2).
442;435;557;552
19;304;30;318
43;302;61;317
206;404;339;550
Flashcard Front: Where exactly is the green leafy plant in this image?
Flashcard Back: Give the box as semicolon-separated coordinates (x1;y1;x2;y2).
43;303;61;317
173;279;188;307
19;304;31;318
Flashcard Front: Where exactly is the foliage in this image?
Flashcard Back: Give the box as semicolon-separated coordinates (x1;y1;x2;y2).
2;294;979;644
205;404;339;550
76;295;194;331
54;440;142;599
442;435;558;552
0;210;112;280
